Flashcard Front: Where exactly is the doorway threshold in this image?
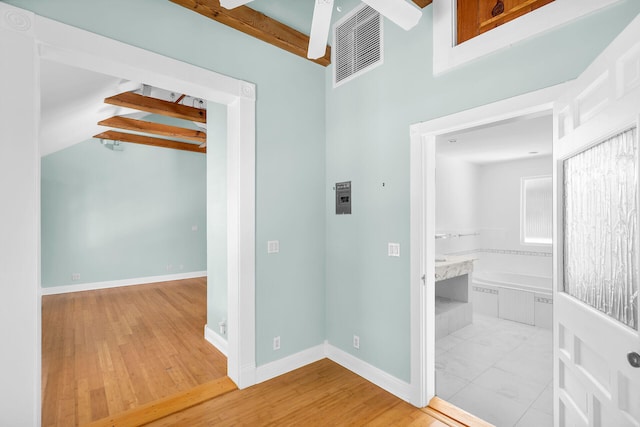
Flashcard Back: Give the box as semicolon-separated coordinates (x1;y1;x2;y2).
424;396;495;427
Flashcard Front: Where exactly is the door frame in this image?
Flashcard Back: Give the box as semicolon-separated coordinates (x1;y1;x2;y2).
408;84;566;407
0;4;256;423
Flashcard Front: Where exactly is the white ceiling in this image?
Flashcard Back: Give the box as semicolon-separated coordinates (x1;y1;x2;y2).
39;60;142;156
436;113;552;165
39;60;206;156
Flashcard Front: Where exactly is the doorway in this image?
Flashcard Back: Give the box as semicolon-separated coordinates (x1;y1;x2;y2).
408;84;566;410
433;114;554;426
0;5;256;422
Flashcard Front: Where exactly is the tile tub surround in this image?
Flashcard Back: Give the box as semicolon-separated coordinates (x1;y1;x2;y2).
435;314;552;427
471;271;553;329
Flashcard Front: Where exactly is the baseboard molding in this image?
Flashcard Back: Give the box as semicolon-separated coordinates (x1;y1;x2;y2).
251;341;412;404
325;343;413;403
40;271;207;295
255;344;326;384
204;325;228;357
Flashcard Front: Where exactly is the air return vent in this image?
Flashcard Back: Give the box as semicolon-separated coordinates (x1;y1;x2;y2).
333;5;383;87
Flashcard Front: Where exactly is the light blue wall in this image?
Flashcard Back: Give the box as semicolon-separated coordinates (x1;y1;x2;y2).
10;0;327;365
325;2;640;381
17;0;639;384
41;135;206;287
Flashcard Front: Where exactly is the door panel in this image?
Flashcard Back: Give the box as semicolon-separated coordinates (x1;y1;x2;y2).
554;13;640;427
563;128;638;330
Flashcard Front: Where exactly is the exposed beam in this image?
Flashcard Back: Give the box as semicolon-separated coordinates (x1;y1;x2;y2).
94;130;206;153
170;0;331;67
98;116;207;144
412;0;432;8
104;92;207;123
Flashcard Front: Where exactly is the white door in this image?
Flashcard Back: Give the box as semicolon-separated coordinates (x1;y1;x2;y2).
553;14;640;427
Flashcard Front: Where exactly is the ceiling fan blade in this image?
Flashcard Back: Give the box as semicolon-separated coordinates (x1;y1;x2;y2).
362;0;422;30
219;0;254;9
307;0;334;59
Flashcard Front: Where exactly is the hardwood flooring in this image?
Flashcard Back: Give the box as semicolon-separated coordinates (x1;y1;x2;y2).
146;359;464;427
43;277;488;426
41;278;227;426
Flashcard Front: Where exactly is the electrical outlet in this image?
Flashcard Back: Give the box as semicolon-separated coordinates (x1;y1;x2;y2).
267;240;279;254
353;335;360;349
273;336;281;350
166;264;173;271
71;273;80;281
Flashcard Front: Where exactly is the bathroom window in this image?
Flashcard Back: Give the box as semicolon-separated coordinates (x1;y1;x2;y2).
521;175;552;245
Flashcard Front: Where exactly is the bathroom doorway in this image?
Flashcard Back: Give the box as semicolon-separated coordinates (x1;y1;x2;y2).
433;114;554;426
408;83;563;415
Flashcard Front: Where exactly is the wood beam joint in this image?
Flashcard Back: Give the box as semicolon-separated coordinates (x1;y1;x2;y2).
94;130;206;154
104;92;207;123
98;116;207;143
170;0;331;66
412;0;433;8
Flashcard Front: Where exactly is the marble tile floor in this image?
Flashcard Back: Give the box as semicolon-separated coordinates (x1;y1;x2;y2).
436;314;553;427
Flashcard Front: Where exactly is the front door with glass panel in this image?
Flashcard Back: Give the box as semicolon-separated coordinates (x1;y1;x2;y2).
553;14;640;427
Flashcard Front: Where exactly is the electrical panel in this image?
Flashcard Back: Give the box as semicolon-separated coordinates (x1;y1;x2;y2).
335;181;351;215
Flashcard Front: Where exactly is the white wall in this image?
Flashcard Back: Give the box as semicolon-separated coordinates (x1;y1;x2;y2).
434;153;553;278
0;17;40;426
477;155;553;277
435;154;480;256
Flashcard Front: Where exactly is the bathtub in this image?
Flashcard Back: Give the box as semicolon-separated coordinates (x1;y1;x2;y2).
472;270;553;328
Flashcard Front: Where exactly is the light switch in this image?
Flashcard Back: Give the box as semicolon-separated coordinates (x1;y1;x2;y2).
267;240;279;254
388;243;400;257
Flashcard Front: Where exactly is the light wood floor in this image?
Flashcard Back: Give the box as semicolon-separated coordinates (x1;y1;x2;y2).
146;359;462;426
41;278;227;426
43;278;487;426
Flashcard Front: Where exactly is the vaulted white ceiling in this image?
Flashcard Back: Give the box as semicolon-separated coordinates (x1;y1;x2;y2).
39;60;142;156
40;60;206;156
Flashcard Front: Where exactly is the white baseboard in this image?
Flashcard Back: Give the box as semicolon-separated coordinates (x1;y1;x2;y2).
255;344;326;384
40;271;207;295
252;341;412;404
204;324;228;357
325;343;413;403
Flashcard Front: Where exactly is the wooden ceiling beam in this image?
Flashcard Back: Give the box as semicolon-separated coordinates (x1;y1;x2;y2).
412;0;433;8
104;92;207;123
94;130;206;154
169;0;331;67
98;116;207;144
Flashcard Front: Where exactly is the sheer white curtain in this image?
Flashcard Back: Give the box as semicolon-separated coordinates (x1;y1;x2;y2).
564;127;638;330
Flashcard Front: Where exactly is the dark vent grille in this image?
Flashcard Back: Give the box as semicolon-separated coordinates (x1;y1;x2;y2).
334;5;383;86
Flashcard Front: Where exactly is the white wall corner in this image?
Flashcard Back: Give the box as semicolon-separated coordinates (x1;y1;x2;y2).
325;344;413;403
255;344;326;384
40;271;207;295
204;324;228;357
